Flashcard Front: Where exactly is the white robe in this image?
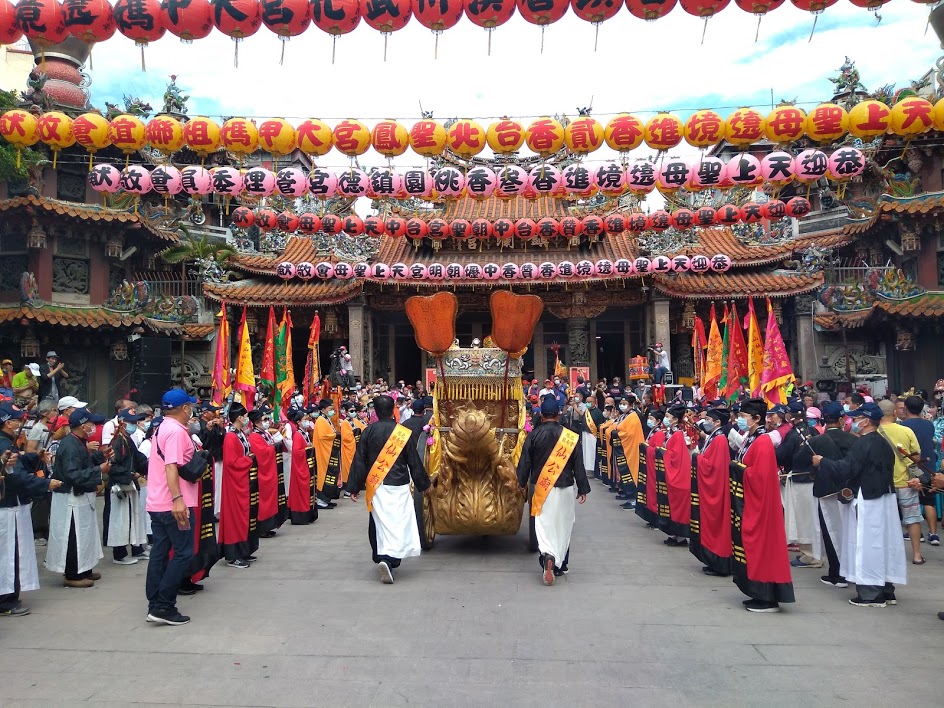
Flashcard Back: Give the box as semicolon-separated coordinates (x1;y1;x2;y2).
104;488;147;547
581;432;597;476
784;477;817;545
0;503;39;595
45;492;103;574
534;484;577;565
138;439;153;535
839;491;907;587
371;483;421;560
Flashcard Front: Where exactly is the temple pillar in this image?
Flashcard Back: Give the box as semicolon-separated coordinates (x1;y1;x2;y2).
794;294;817;385
347;300;365;383
387;323;396;382
653;298;672;365
589;319;598;382
567;317;590;367
533;321;546;381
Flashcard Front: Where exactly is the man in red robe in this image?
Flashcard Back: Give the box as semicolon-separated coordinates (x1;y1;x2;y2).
218;404;258;569
636;410;666;527
247;407;283;539
658;405;692;547
690;408;732;576
285;407;317;525
731;398;795;613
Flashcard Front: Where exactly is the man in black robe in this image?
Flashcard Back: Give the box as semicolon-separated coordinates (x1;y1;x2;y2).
814;402;855;588
348;395;430;584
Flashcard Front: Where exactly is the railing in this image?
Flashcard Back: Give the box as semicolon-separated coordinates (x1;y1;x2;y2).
186;224;231;241
133;275;204;300
823;263;894;286
797;208;850;235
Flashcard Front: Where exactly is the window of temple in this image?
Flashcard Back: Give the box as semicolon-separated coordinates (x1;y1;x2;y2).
52;237;90;303
0;229;27;292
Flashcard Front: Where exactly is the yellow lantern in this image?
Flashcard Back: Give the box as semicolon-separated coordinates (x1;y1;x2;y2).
889;96;934;137
724;107;766;147
183;116;222;159
332;119;371;157
371;119;409;157
604;113;644;152
0;110;39;168
257;118;297;158
409;120;447;158
37;112;75;168
446;119;486;159
296;118;334;157
108;114;147;158
764;104;807;144
145;115;185;155
683;109;724;148
486;118;525;154
804;103;849;143
72;112;112;167
220;117;259;155
526;117;565;157
643;112;684;151
564;116;604;155
846;100;891;139
931;98;944;132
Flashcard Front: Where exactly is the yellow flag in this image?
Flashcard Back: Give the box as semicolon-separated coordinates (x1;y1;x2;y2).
703;303;723;400
233;306;256;410
746;298;764;397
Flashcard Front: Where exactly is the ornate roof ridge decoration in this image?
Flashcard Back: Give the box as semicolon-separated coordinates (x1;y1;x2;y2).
0;195;178;242
814;291;944;331
102;280;199;323
202;279;363;308
652;272;824;300
843;189;944;234
0;303;150;330
818;266;925;314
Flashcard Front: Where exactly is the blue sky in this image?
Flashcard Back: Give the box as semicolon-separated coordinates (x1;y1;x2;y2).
80;1;939;172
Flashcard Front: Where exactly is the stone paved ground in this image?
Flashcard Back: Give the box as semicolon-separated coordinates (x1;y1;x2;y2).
1;483;942;707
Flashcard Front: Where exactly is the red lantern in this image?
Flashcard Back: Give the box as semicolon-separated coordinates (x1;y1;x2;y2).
694;206;716;226
789;0;837;13
363;215;386;236
415;0;463;30
624;0;677;21
383;216;405;238
449;218;471;240
465;0;515;28
406;218;429;242
571;0;620;23
535;217;558;239
582;215;605;240
14;0;68;46
256;209;278;231
320;213;343;234
210;0;261;39
1;0;23;44
716;204;741;225
278;211;300;232
739;202;764;224
560;216;583;240
261;0;311;37
517;0;568;25
734;0;784;14
647;210;671;231
847;0;889;8
362;0;411;32
298;212;322;234
63;0;116;42
679;0;730;15
114;0;165;44
311;0;360;35
493;218;515;241
471;218;494;240
625;213;647;232
604;213;625;234
343;214;365;236
670;208;695;229
762;199;786;220
161;0;213;41
427;217;450;240
231;206;254;228
785;196;811;218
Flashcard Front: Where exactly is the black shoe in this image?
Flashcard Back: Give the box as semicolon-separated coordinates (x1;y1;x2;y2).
146;609;191;626
744;600;780;613
702;567;726;577
615;493;630;500
884;593;897;606
938;611;944;621
262;530;277;538
243;555;257;562
178;582;204;596
226;559;250;569
620;501;635;509
607;488;618;493
820;576;849;589
849;597;886;608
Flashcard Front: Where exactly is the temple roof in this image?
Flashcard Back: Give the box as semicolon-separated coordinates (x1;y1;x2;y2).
814;291;944;330
0;303;185;331
843;190;944;235
0;195;179;242
202;279;363;307
442;194;572;220
651;271;823;299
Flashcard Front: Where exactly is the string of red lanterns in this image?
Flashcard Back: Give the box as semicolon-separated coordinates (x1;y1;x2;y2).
274;253;735;283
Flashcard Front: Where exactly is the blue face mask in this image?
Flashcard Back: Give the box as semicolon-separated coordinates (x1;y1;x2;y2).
806;419;817;428
843;404;851;413
851;421;864;434
125;423;138;434
647;418;657;428
735;417;750;432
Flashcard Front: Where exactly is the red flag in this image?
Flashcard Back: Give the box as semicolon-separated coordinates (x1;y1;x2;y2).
760;298;795;405
303;311;322;405
692;315;708;386
259;306;276;405
724;303;749;401
211;302;231;406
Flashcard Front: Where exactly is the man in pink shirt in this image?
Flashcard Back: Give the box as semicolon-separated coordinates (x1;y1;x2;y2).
144;389;198;626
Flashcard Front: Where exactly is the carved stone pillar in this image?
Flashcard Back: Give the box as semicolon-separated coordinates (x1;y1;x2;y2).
793;293;817;384
653;298;672;364
567;317;590;367
348;300;365;382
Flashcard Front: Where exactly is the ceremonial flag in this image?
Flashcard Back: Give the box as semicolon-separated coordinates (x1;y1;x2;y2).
725;302;749;402
233;306;256;410
275;308;296;409
703;304;723;401
760;298;795;405
211;303;231;406
745;298;764;397
692;315;708;385
259;306;277;405
303;311;321;405
718;304;731;397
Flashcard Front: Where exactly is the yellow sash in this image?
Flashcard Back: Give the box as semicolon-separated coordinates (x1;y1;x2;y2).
365;424;412;512
584;410;597;436
531;428;580;517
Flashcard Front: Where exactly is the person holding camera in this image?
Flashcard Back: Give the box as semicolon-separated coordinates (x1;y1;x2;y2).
46;408;110;588
143;390;199;626
103;409;149;566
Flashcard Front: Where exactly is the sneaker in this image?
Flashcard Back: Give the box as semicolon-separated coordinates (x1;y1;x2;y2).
113;557;138;565
620;501;636;510
378;561;394;584
929;534;941;546
342;491;352;498
849;597;886;608
316;500;337;509
615;493;631;500
543;555;555;586
146;610;191;626
177;583;204;596
0;604;30;617
820;576;849;588
134;550;150;559
243;555;257;562
938;611;944;621
790;556;823;569
744;600;781;613
884;593;897;606
226;559;250;569
63;578;94;588
34;538;47;546
903;531;909;540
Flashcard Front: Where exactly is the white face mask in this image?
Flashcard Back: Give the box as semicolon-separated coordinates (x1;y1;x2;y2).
619;404;629;412
301;420;314;430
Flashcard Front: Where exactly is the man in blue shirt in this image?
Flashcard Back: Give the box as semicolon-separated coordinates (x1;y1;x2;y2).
900;395;939;546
